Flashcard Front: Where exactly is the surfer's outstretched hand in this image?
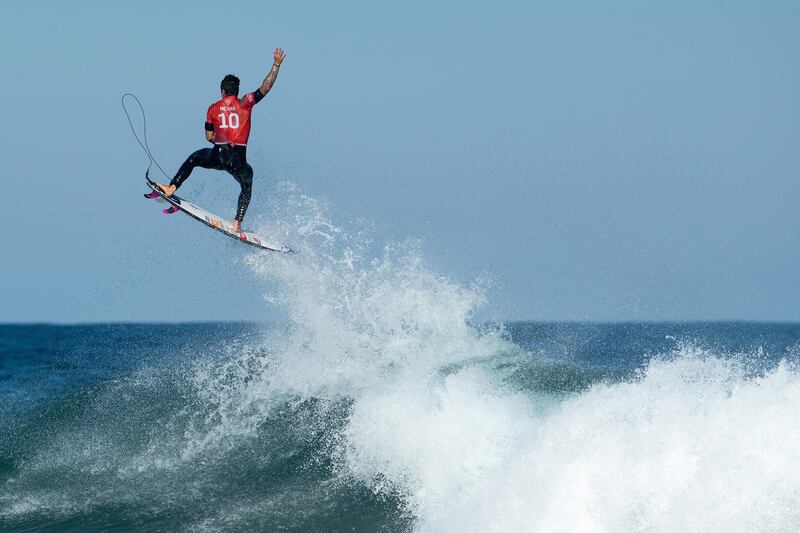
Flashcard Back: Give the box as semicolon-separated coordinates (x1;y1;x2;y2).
273;48;286;65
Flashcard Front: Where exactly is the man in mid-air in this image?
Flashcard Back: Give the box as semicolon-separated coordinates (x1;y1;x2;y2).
158;48;286;232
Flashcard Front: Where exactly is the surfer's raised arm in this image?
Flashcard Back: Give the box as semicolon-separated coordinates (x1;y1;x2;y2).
254;48;286;101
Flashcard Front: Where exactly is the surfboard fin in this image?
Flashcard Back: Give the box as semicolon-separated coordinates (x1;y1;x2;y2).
144;191;160;199
163;206;180;214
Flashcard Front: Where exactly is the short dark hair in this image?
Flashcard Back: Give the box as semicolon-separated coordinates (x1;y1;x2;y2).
220;74;240;96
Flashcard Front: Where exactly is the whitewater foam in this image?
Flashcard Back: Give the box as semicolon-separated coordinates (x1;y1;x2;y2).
339;351;800;532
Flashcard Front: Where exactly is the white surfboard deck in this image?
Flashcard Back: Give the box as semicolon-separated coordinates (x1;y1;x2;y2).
145;177;295;253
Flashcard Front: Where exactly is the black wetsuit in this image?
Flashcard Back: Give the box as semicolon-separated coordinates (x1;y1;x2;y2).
170;144;253;222
169;88;265;223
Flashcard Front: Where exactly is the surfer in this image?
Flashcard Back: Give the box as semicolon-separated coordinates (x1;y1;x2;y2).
157;48;286;232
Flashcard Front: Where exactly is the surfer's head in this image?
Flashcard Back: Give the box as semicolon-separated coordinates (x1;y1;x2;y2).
220;74;240;97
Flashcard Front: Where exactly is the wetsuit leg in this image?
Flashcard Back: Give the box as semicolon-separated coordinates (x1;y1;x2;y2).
218;145;254;223
169;147;223;189
231;163;254;222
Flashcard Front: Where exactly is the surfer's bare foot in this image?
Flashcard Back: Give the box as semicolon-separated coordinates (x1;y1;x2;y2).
157;184;176;197
231;220;241;233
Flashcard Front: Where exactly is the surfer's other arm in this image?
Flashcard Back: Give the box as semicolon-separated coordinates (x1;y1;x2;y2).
254;48;286;102
204;121;215;143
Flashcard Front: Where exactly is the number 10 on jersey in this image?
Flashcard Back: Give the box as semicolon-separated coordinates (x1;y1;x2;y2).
218;112;240;129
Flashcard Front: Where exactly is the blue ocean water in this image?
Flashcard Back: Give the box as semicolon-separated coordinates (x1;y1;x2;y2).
2;321;799;532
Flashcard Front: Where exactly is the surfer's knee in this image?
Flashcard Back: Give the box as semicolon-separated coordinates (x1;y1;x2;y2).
188;149;205;165
185;148;215;169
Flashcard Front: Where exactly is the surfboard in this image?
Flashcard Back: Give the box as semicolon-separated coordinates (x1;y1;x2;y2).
144;175;296;253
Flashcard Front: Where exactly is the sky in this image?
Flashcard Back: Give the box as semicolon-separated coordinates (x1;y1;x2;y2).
0;0;798;323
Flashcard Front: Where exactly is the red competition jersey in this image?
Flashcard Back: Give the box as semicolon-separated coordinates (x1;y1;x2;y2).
206;92;258;146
